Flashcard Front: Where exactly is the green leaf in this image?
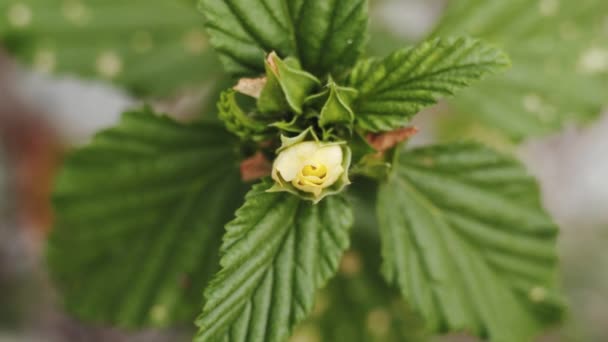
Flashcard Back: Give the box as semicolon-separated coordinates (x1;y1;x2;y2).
47;108;247;327
348;37;510;132
432;0;608;139
0;0;219;96
199;0;369;77
195;181;353;341
299;181;429;342
377;142;564;341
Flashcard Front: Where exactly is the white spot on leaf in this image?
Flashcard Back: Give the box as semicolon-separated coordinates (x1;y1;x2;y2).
578;47;608;74
539;0;559;17
523;94;543;113
523;94;557;122
366;308;391;336
529;286;547;303
7;3;32;28
96;51;123;78
150;304;167;323
62;0;90;25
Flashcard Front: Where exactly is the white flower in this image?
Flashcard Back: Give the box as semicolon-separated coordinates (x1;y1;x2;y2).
272;141;345;198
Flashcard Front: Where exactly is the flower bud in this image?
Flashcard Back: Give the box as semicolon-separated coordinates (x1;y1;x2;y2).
269;130;351;202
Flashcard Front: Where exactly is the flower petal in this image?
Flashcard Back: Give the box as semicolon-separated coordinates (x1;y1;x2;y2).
321;164;344;188
273;141;317;181
311;145;343;168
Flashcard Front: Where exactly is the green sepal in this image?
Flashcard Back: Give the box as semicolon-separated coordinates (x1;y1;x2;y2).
218;90;270;142
270;116;302;134
275;127;321;153
269;109;319;134
268;128;352;204
319;78;358;129
258;52;321;115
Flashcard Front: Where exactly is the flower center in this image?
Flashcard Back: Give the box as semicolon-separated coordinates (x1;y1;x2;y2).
302;164;327;178
296;164;328;186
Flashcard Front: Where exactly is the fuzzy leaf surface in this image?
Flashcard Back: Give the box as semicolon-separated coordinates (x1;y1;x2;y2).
48;109;247;327
348;37;509;132
195;181;353;341
378;142;563;341
0;0;219;96
433;0;608;139
199;0;368;76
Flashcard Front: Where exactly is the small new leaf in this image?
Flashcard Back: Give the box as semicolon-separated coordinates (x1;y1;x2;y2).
349;37;510;132
378;142;564;341
195;181;353;341
219;89;269;141
199;0;368;76
48;109;247;327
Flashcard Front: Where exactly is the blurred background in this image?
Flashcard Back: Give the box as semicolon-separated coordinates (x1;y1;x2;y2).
1;0;607;341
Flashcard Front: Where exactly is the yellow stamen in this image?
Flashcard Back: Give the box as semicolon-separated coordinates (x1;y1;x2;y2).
302;164;327;178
